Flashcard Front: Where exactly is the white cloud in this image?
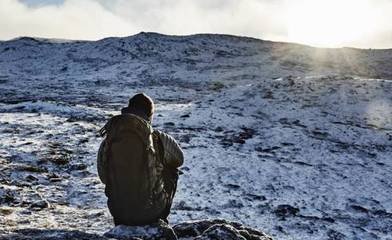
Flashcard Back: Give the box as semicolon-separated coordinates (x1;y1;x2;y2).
97;0;288;40
0;0;391;48
0;0;134;40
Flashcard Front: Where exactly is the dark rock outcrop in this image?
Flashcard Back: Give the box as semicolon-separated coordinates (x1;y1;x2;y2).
104;219;272;240
173;219;272;240
104;219;177;240
0;229;108;240
0;219;272;240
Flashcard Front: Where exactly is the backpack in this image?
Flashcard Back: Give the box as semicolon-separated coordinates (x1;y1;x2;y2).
98;114;169;225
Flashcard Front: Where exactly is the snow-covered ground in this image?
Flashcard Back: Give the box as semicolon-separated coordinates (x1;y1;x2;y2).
0;33;391;239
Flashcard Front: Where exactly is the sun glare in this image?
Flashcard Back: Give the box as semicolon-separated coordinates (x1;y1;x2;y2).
286;0;374;48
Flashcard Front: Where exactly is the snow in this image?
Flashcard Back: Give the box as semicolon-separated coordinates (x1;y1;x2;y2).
0;32;391;240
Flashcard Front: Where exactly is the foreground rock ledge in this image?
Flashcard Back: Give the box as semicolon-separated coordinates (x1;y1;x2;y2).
0;219;273;240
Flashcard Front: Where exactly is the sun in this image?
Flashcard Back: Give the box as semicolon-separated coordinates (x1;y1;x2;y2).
286;0;373;48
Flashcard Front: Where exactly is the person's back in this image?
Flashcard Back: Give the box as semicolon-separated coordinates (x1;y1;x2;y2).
97;93;183;226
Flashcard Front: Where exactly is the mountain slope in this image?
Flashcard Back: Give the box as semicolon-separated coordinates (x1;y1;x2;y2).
1;32;392;105
0;32;391;240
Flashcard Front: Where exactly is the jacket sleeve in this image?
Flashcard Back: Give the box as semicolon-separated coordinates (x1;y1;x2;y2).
153;130;184;168
97;138;108;184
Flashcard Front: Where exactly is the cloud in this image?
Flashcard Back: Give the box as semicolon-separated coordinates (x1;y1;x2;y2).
0;0;391;48
19;0;64;7
0;0;134;40
358;0;392;49
0;0;288;42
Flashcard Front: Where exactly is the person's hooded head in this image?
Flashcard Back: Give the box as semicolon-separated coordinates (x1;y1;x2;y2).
121;93;154;123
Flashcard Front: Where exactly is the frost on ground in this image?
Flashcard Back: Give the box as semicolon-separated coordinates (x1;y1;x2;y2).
0;33;391;240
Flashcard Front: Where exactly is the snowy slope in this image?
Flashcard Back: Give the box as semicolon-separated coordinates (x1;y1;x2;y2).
0;32;391;240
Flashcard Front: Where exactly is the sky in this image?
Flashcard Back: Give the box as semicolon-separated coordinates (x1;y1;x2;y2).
0;0;391;48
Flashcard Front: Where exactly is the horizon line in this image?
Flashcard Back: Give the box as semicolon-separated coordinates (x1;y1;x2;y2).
1;31;391;51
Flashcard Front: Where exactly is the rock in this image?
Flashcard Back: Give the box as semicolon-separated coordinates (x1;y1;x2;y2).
221;128;256;147
214;126;224;132
173;219;272;240
16;164;47;173
28;192;50;210
0;207;13;215
245;194;266;201
349;205;369;213
180;114;190;118
49;156;69;165
262;90;274;99
164;122;176;127
172;200;204;211
195;224;247;240
104;219;177;240
25;175;38;182
273;204;299;218
0;188;18;205
30;199;50;210
178;134;191;144
0;219;272;240
69;163;87;171
47;173;62;182
0;229;108;240
225;184;241;190
327;229;346;240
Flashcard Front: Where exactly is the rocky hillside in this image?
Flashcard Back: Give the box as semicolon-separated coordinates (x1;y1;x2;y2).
0;33;391;239
1;32;392;105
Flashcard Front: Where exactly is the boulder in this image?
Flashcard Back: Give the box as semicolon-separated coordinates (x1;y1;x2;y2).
173;219;272;240
0;219;272;240
104;220;177;240
0;229;107;240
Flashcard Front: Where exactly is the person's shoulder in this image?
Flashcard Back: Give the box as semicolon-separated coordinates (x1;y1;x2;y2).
153;130;178;144
153;130;184;167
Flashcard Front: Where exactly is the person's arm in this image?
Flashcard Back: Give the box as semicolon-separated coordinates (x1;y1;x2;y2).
153;130;184;168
